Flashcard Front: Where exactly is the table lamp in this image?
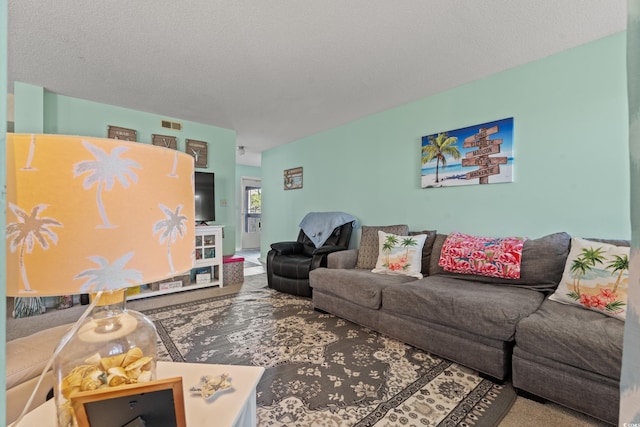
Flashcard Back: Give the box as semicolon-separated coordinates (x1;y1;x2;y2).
5;133;195;426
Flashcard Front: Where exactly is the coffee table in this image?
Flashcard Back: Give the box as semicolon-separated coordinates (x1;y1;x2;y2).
10;361;265;427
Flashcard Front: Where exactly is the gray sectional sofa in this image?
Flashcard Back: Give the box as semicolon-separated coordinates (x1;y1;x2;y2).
309;225;625;425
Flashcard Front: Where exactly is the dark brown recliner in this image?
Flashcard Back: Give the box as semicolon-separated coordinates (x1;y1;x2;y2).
267;221;354;297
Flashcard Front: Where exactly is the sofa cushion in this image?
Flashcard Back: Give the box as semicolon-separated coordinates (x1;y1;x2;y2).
429;232;571;292
355;225;409;269
409;230;437;275
382;276;545;341
515;298;623;379
372;231;428;279
549;237;629;320
309;268;417;309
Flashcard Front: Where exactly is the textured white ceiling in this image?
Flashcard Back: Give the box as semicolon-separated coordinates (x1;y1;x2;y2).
8;1;627;166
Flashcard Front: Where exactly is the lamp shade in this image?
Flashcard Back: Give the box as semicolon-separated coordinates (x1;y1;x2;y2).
5;133;195;296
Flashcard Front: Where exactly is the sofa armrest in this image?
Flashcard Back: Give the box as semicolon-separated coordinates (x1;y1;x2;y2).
6;371;55;425
270;241;304;255
327;249;358;269
6;322;73;425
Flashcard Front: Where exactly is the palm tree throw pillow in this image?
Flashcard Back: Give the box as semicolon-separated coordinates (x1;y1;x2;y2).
549;237;629;321
372;231;428;279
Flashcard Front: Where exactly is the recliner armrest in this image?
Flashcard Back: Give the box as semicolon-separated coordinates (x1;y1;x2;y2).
327;249;358;269
270;241;304;255
312;245;347;255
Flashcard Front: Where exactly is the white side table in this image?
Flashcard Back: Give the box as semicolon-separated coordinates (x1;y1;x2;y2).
11;361;265;427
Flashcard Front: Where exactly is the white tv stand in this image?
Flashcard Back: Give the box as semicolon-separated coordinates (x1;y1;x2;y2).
127;225;224;300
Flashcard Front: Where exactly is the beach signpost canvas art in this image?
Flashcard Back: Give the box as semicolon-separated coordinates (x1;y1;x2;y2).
421;118;514;188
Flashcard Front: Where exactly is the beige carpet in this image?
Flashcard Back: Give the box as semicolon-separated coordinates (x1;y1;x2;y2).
5;271;610;426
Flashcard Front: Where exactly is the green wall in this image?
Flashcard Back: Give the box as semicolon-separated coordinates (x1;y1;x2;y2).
262;32;630;259
621;1;640;420
12;86;237;255
1;0;7;418
14;83;43;133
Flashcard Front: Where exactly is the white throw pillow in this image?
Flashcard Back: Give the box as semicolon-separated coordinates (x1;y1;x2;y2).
372;231;428;279
549;237;629;321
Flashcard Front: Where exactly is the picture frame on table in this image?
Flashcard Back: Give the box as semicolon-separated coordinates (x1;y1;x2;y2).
71;377;186;427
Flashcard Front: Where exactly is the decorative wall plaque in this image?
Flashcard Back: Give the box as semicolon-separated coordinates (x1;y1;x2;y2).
421;117;513;188
107;126;137;141
152;134;178;150
284;167;303;190
185;139;208;168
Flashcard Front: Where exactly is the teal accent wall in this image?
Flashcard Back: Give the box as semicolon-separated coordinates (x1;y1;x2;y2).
1;0;7;418
235;164;262;250
262;32;630;260
12;86;237;255
236;164;262;179
621;0;640;422
14;82;43;133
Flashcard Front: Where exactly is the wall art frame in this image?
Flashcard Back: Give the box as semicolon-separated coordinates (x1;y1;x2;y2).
421;117;514;189
107;125;137;141
185;139;208;168
152;134;178;150
284;167;303;190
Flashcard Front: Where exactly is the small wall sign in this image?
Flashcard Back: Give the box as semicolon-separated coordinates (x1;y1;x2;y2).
152;134;178;150
284;167;303;190
107;126;137;141
185;139;208;168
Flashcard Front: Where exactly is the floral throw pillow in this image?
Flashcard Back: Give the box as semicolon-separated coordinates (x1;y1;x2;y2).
372;231;428;279
549;237;629;321
438;232;527;279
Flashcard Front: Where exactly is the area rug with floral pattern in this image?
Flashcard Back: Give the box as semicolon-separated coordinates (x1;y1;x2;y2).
143;288;516;426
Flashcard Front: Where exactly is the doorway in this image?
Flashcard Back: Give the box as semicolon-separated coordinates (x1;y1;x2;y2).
240;177;261;249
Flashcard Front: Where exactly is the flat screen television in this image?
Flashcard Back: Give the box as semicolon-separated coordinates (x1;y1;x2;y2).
194;171;215;223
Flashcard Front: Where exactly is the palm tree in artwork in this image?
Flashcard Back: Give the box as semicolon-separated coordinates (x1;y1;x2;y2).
153;204;188;273
581;247;605;268
382;234;399;266
74;140;141;228
569;247;606;296
421;133;461;183
75;252;143;293
6;203;62;292
606;253;629;293
401;237;418;259
569;257;590;296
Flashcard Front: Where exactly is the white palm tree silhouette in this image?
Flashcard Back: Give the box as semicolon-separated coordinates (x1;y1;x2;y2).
75;252;143;293
21;134;38;170
153;204;188;273
6;203;62;292
74;140;141;228
169;151;179;178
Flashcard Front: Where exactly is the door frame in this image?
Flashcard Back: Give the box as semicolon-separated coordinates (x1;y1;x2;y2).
239;176;261;250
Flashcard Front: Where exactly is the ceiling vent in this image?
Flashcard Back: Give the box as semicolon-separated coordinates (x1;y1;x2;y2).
161;120;182;131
